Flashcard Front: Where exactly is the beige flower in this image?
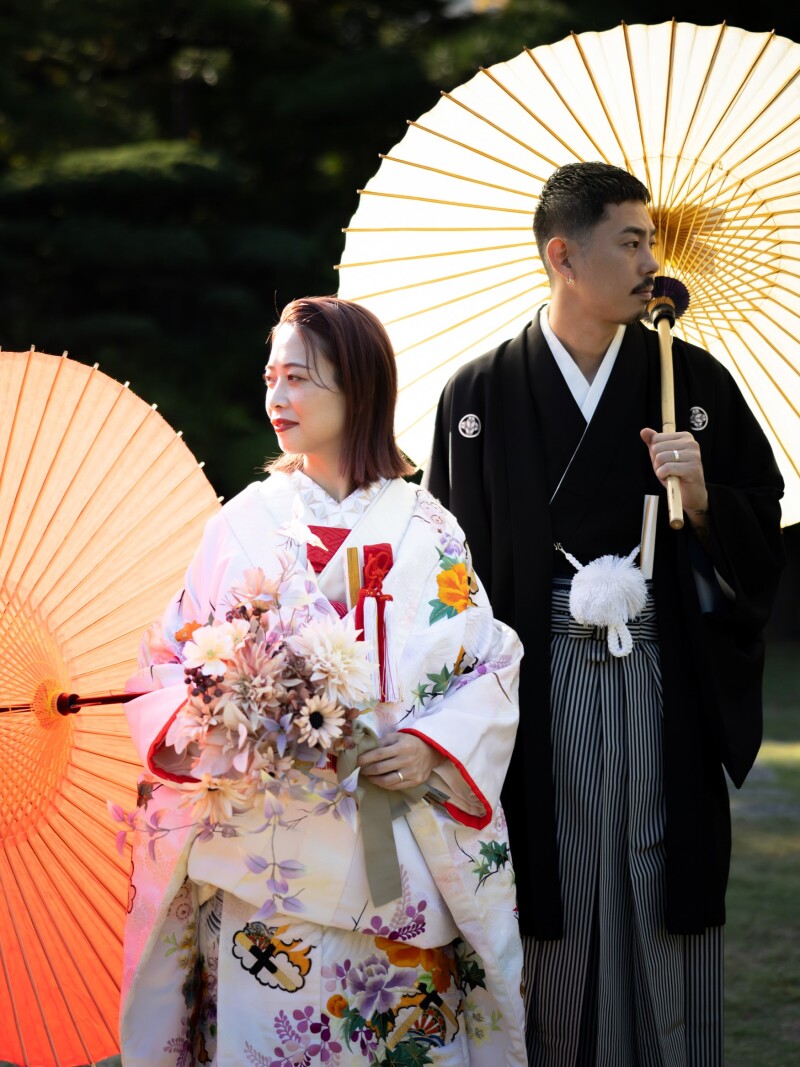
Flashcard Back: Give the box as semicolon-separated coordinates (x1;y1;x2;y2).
184;773;252;823
166;695;214;754
289;615;376;706
228;566;283;605
219;643;289;714
296;695;346;750
182;625;234;676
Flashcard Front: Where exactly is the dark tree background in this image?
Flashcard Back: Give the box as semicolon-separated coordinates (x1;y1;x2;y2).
1;0;798;635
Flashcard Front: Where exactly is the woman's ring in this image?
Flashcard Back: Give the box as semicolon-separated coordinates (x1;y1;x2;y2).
672;449;680;462
396;770;404;782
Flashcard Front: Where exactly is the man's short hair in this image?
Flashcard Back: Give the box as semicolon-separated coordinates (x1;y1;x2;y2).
533;162;651;266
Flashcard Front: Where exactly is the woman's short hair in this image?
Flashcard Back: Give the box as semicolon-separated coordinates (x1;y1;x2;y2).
265;296;414;487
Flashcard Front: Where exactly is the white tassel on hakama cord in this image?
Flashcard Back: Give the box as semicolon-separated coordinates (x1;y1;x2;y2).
558;544;647;658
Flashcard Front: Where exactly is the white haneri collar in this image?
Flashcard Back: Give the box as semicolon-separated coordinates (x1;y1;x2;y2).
290;469;387;527
540;305;625;423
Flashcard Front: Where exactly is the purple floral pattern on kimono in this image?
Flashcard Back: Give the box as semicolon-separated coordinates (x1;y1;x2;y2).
359;867;427;943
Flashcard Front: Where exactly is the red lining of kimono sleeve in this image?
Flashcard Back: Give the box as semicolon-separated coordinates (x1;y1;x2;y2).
399;728;491;830
146;699;198;785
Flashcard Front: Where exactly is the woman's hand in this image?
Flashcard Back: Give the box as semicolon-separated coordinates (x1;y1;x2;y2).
357;732;445;791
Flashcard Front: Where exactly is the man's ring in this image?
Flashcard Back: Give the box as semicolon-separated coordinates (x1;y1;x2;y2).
672;449;680;462
396;770;404;782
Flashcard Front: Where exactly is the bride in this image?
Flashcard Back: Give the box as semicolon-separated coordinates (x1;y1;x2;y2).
120;296;525;1066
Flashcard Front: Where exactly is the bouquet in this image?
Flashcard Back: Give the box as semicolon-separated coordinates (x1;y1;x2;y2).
166;558;377;824
111;524;379;920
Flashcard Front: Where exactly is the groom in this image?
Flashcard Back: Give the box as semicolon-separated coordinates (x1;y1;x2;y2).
425;161;784;1064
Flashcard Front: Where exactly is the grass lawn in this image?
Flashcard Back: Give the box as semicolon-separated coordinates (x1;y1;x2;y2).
725;640;800;1066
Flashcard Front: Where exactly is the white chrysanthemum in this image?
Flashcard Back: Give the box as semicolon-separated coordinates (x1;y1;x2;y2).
296;695;346;750
184;773;252;823
182;625;235;675
290;615;376;705
218;617;251;651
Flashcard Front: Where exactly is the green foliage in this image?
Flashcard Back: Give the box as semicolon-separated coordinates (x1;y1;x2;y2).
413;662;456;705
0;141;238;203
457;955;487;992
472;839;510;887
428;600;458;624
422;0;571;85
374;1040;434;1066
0;1;467;497
340;1003;371;1048
724;642;800;1066
2;0;800;502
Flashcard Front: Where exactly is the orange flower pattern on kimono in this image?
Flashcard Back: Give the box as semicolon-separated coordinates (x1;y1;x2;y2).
374;938;458;994
435;563;471;614
427;544;477;624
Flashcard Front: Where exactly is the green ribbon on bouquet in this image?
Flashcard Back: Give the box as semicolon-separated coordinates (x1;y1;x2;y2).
337;720;428;907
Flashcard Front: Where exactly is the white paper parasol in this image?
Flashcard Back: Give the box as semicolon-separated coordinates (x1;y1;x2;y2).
336;19;800;525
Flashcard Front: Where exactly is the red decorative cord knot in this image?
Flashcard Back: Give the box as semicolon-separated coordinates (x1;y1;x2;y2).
354;543;398;703
363;546;393;593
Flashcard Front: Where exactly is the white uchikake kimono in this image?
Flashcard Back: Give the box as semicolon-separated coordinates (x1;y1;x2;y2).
120;473;526;1066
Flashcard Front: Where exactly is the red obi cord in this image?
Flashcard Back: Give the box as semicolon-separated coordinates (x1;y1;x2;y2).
354;543;395;702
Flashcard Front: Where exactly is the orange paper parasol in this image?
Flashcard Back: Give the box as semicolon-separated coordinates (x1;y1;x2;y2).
0;349;221;1066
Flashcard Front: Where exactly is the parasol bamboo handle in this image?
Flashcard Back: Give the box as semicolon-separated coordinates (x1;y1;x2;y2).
55;691;145;714
656;317;684;530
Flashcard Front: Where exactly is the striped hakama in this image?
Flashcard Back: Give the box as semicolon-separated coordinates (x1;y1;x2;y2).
523;581;723;1067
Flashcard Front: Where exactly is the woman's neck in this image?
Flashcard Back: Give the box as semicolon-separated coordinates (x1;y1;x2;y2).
301;456;354;502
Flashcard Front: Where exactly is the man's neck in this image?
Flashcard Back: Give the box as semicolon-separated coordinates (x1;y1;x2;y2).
546;299;621;383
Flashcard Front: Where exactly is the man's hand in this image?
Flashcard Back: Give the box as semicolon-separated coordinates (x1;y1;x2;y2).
357;732;445;791
640;427;710;533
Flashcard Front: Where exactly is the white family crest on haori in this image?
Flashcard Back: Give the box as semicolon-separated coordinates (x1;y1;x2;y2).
458;413;482;438
556;544;648;658
689;406;709;431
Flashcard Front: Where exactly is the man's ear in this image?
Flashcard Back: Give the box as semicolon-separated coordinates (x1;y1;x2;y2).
546;237;572;283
